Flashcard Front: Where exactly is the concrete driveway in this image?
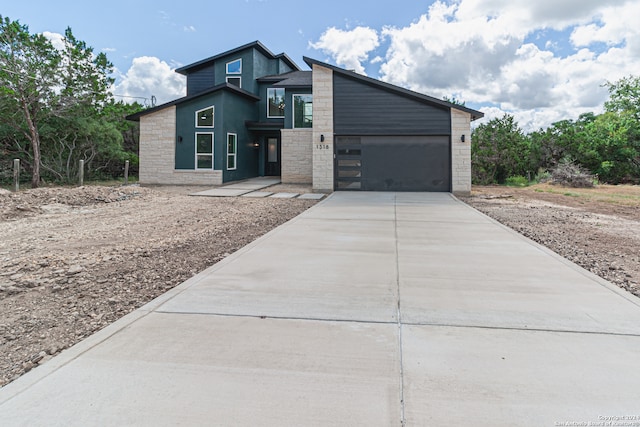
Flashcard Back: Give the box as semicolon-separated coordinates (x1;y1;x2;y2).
2;192;640;426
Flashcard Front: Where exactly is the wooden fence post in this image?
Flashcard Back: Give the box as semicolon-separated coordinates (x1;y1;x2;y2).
124;160;130;185
13;159;20;192
78;159;84;186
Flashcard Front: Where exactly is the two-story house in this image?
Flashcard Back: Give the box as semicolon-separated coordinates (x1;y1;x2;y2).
127;41;483;194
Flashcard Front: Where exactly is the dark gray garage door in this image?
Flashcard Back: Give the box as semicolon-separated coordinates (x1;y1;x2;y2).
335;136;450;191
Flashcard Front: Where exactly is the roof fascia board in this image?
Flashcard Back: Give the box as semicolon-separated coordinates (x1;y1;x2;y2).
176;41;301;75
126;83;259;121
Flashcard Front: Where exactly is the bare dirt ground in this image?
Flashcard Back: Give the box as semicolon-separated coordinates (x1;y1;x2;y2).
0;184;317;387
461;184;640;298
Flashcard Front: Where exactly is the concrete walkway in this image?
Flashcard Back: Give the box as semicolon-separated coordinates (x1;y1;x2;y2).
190;176;281;197
2;193;640;426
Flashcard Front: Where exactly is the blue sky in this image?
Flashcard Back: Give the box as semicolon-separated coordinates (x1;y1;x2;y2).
3;0;640;131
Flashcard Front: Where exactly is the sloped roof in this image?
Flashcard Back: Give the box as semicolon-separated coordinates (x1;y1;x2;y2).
272;71;312;88
303;57;484;121
125;83;260;121
175;41;301;75
258;71;312;88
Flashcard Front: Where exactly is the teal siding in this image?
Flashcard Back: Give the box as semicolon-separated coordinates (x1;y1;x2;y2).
278;59;293;74
214;50;255;93
220;92;259;182
174;90;258;180
253;49;278;81
175;43;298;182
175;93;224;170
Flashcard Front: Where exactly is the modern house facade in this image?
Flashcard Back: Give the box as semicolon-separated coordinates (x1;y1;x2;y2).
128;41;483;195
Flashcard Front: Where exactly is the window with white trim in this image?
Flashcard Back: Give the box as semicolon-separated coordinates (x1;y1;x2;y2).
227;133;237;170
226;76;241;87
226;58;242;88
267;88;285;118
226;59;242;74
293;94;312;128
196;133;214;169
195;106;214;127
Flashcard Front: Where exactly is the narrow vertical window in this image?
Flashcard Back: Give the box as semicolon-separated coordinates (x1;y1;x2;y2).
227;133;237;170
196;133;214;169
267;88;285;118
293;94;312;128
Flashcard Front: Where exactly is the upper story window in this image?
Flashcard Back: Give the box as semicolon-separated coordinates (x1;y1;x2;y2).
226;76;241;87
267;88;285;118
226;59;242;74
226;58;242;88
196;106;214;127
293;94;312;128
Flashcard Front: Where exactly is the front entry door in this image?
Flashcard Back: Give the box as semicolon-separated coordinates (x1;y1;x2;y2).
265;137;281;176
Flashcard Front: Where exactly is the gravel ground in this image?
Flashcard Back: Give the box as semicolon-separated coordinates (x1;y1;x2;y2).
0;185;317;387
461;184;640;298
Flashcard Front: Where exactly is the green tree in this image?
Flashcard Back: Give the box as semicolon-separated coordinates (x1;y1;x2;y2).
0;16;60;187
529;113;595;171
580;112;639;182
604;75;640;121
471;114;531;184
0;16;127;186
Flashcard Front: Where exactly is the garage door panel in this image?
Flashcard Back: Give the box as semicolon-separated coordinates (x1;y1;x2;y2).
362;136;449;192
335;136;450;192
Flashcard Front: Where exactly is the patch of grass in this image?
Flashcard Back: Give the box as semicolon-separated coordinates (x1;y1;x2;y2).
524;183;640;207
505;175;530;187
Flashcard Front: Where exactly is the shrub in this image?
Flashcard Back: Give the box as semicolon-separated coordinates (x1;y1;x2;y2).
550;159;595;188
535;168;552;183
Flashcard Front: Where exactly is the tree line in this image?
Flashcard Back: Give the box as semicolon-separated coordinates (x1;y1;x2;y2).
472;76;640;185
0;16;143;187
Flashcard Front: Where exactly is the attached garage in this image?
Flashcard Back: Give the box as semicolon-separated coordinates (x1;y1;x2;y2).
305;57;484;195
331;72;459;192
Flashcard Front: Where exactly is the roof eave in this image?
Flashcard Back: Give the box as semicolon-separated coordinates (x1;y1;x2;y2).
176;41;302;75
126;83;260;121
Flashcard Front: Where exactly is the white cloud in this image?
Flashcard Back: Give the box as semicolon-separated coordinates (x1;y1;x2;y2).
113;56;186;106
102;47;117;53
183;25;197;33
309;26;379;75
310;0;640;131
42;31;65;50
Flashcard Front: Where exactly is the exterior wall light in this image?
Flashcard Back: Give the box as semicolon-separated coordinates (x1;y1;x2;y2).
320;134;325;142
460;134;465;143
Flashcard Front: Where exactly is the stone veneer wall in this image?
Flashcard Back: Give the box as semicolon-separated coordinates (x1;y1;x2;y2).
311;64;334;192
451;108;472;195
139;106;222;186
281;128;312;184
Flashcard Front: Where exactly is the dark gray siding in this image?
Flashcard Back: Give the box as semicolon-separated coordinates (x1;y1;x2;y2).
186;65;215;96
333;74;451;135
